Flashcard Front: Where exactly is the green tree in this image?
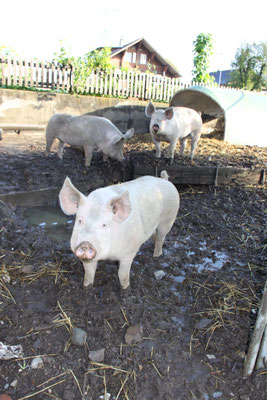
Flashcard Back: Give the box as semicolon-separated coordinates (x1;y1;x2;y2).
53;41;74;67
53;42;112;93
192;33;214;83
0;45;16;57
230;41;267;90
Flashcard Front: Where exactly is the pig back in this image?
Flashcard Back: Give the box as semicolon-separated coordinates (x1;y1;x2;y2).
122;176;179;238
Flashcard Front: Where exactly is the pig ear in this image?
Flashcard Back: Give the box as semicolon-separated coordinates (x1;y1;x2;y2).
112;135;124;145
59;177;86;215
165;107;174;120
145;101;155;117
123;128;134;140
109;191;131;223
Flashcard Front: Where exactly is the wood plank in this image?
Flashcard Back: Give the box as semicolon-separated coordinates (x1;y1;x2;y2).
133;165;265;186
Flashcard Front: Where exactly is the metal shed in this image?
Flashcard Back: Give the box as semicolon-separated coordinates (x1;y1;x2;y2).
170;86;267;147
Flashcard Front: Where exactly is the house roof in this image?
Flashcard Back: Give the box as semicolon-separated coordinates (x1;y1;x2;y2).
109;37;181;78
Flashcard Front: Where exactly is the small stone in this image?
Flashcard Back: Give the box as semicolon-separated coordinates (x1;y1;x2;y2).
31;356;43;369
89;348;105;362
63;388;75;400
21;265;34;274
195;318;213;329
10;379;18;388
206;354;216;360
154;270;166;280
125;323;143;345
71;327;87;346
213;392;222;398
99;394;111;400
33;338;42;349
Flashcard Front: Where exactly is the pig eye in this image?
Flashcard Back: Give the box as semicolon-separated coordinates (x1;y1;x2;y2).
78;218;83;225
102;223;107;228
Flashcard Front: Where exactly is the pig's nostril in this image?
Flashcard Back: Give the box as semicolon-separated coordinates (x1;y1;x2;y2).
75;241;96;260
153;124;159;132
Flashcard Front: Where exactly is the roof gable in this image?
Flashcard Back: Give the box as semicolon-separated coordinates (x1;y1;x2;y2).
110;37;181;77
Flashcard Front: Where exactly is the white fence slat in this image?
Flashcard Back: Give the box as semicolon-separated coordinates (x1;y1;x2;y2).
1;57;6;85
7;57;11;86
30;59;34;87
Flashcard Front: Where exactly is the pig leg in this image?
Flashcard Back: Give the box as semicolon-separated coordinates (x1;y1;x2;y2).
58;140;65;159
84;144;94;167
118;255;135;290
179;137;187;155
152;137;161;158
45;137;55;156
83;260;97;288
153;220;174;257
103;154;108;162
190;130;201;159
166;140;176;164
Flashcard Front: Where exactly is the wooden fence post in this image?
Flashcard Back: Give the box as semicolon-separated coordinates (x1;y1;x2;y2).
243;280;267;376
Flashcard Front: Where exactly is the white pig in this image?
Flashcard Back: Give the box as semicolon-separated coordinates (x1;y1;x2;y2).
45;113;134;166
59;171;179;293
145;101;202;162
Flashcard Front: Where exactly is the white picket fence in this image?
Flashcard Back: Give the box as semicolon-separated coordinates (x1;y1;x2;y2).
1;55;259;102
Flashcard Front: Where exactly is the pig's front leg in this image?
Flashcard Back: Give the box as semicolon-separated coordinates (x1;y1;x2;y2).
83;144;94;167
82;260;97;288
102;153;109;162
166;140;177;164
152;136;161;158
118;255;135;293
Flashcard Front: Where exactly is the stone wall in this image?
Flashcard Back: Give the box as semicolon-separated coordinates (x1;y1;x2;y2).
0;88;167;133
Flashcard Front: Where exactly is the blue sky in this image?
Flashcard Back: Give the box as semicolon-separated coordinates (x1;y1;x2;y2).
1;0;266;80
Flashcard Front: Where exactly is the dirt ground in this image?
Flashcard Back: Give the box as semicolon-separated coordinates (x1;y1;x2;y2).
0;130;266;400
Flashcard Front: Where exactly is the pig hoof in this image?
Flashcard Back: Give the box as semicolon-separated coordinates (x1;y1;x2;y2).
83;283;93;292
165;157;173;165
120;286;131;297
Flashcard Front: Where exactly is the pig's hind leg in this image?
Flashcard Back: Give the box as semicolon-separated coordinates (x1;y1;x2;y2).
190;129;201;159
45;136;55;156
57;140;65;159
179;137;187;156
153;220;174;257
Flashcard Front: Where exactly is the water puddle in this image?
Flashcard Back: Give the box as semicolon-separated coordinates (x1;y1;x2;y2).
185;250;229;272
24;205;73;242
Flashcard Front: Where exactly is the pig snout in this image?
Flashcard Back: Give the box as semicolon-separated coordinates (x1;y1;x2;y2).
152;124;159;133
75;241;96;261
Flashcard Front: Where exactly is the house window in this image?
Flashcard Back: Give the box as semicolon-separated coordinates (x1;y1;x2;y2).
140;53;147;65
125;51;136;63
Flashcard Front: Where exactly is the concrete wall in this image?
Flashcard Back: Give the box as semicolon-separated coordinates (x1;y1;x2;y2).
0;88;167;133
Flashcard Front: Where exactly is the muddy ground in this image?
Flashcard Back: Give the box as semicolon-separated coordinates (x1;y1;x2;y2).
0;130;266;400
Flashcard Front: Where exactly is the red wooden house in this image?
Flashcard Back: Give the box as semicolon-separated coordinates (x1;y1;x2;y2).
106;37;181;78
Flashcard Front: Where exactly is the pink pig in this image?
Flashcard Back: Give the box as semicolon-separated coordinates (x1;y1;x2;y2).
59;172;179;293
